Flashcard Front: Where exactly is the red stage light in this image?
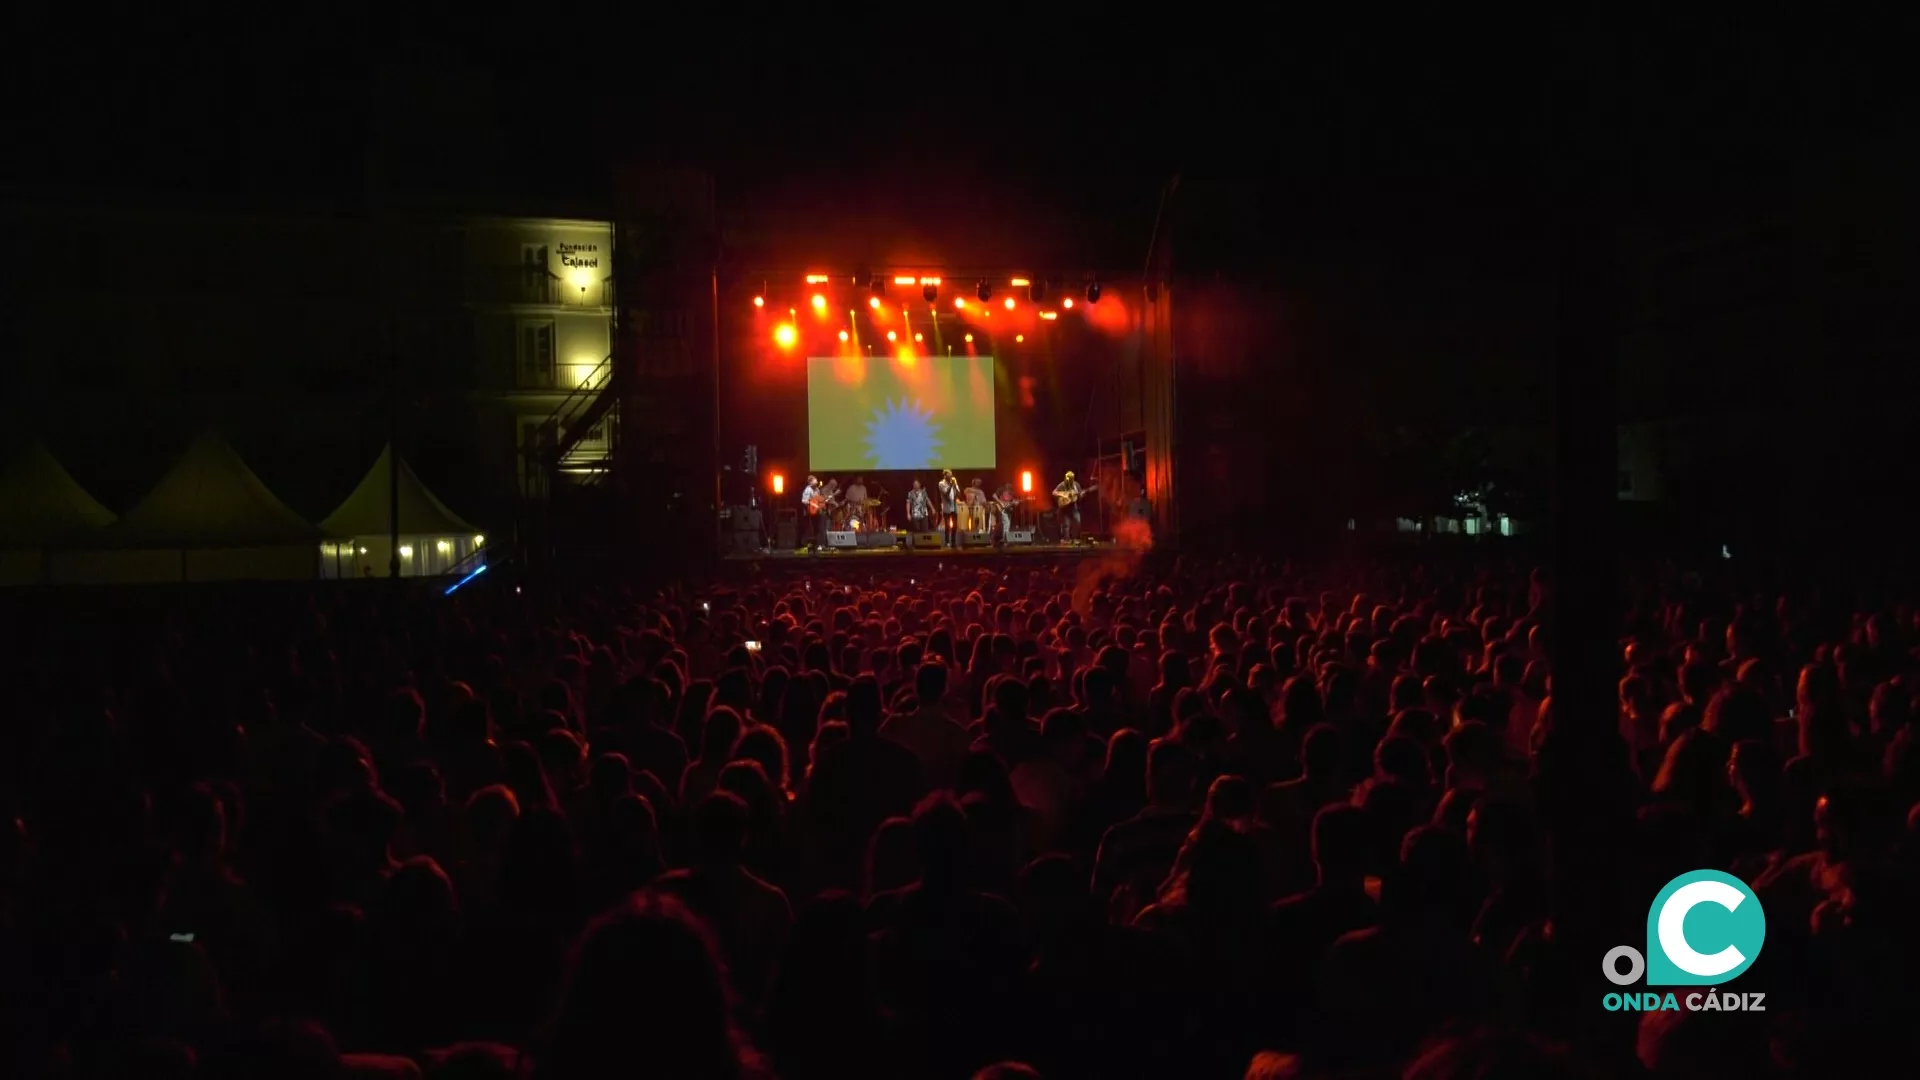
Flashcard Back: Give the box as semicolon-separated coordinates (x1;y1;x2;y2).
1015;334;1024;343
774;324;797;348
805;274;830;284
886;330;897;342
869;296;881;309
954;297;967;310
913;332;923;343
838;329;849;341
810;294;827;312
964;333;973;343
893;275;917;286
1039;311;1058;320
1004;297;1016;310
1062;297;1074;309
753;296;765;308
1020;470;1033;493
771;474;785;495
1010;277;1031;288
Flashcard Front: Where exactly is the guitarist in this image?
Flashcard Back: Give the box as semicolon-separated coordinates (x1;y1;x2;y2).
801;475;839;549
990;480;1017;545
1052;470;1091;543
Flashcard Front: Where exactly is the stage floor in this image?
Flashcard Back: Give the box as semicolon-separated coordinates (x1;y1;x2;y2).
724;539;1115;561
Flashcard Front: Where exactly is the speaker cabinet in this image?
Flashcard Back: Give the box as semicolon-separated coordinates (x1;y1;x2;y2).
911;531;944;550
776;521;797;549
825;531;858;548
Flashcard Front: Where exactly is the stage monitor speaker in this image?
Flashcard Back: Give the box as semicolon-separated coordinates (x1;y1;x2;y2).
825;530;858;548
911;531;943;550
858;530;895;548
1007;529;1035;544
776;521;797;549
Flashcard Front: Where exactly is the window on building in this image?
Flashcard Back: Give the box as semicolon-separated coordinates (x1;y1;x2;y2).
520;245;552;303
518;321;555;388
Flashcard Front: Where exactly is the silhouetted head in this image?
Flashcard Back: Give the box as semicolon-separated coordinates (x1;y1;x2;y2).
1311;803;1371;884
1146;738;1198;807
545;892;760;1079
691;791;750;864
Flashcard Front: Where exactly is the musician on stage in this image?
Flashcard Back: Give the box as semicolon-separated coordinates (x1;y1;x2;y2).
906;478;932;532
800;475;822;548
991;479;1017;542
802;474;838;548
937;469;961;548
1052;470;1085;542
962;478;987;547
844;475;868;528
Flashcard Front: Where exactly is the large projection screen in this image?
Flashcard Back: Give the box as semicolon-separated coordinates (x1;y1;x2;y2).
807;354;995;471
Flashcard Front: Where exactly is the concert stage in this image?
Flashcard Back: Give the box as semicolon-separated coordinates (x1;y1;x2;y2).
722;539;1118;562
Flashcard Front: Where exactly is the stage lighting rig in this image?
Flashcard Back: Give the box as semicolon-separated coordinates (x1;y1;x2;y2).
976;280;993;303
1085;279;1102;304
923;281;938;303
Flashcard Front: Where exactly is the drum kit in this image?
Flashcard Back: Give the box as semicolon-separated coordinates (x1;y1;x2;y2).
830;497;888;531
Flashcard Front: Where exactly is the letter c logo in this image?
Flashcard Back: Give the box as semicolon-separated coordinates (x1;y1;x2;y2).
1645;870;1766;986
1658;879;1748;977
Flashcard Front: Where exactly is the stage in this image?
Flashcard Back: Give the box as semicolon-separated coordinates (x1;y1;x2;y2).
722;538;1119;562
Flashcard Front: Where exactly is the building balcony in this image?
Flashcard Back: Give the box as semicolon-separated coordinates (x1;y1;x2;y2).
471;268;612;309
511;360;609;394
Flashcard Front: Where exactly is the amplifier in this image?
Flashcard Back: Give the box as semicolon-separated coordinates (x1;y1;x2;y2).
910;531;944;550
825;530;858;548
776;520;797;549
1006;529;1035;544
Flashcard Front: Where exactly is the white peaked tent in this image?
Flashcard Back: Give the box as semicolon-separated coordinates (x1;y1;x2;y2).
0;442;117;585
318;445;484;578
50;432;320;584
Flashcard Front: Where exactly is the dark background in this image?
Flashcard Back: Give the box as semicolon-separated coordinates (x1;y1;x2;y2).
4;13;1914;551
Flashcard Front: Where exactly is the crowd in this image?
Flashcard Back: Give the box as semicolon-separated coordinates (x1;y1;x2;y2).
1;550;1918;1078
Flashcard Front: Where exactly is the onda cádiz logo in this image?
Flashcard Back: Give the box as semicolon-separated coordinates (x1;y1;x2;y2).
1601;869;1768;1014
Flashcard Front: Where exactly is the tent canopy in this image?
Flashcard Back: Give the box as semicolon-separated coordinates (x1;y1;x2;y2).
107;432;320;547
320;445;477;538
0;442;116;547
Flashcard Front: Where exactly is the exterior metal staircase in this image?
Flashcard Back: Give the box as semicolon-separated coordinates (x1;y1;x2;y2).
530;354;616;489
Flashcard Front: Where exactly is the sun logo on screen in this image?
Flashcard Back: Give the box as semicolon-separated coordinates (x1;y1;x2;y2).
863;397;943;469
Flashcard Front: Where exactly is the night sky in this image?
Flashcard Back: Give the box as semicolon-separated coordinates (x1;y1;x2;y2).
4;13;1909;435
12;17;1898;254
